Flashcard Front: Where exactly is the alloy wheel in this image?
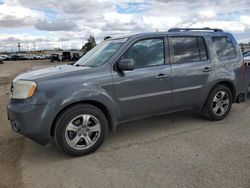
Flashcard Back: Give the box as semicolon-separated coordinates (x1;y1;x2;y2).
65;114;101;150
212;91;230;116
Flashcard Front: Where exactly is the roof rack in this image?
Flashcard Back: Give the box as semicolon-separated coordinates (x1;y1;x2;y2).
168;27;223;32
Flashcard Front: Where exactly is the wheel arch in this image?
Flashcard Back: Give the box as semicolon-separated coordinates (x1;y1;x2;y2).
203;80;236;108
50;100;117;137
214;81;236;102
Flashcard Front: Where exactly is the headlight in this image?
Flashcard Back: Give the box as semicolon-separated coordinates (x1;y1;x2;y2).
11;80;37;99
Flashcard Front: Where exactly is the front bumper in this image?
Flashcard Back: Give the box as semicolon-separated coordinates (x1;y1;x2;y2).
7;101;55;145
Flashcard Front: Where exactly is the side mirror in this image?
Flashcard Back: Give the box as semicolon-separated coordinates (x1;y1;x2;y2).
117;59;135;71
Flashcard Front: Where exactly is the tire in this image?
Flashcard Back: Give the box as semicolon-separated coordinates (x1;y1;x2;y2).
54;104;108;156
202;84;233;121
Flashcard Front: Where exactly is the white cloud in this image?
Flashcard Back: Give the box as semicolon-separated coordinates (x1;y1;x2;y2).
199;10;217;19
1;0;250;51
189;21;246;32
142;16;182;30
104;12;133;24
0;3;44;27
35;19;78;31
240;16;250;27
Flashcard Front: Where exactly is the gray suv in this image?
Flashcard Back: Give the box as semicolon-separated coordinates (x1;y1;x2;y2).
7;28;248;156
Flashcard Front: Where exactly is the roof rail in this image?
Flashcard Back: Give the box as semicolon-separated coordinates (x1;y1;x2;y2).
168;27;223;32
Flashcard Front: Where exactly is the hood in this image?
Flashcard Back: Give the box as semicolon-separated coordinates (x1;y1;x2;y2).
15;65;90;81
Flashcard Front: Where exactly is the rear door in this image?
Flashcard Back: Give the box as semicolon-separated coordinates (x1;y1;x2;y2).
169;35;212;109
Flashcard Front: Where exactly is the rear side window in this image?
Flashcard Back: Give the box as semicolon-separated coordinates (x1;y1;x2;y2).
212;36;236;59
171;36;208;64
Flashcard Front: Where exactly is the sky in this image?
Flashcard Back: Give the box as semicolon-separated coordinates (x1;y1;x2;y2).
0;0;250;51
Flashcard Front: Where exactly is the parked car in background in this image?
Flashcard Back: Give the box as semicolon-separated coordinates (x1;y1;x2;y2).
244;51;250;65
10;54;20;61
10;54;30;61
7;28;249;156
62;51;71;62
71;53;80;61
0;54;11;61
50;54;60;62
40;54;51;60
0;53;54;61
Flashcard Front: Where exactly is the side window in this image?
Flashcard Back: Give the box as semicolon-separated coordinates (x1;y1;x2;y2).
212;36;236;59
122;38;164;68
197;37;208;61
171;36;208;64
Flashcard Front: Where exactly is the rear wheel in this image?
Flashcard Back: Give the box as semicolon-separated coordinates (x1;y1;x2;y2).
203;85;233;120
54;104;108;156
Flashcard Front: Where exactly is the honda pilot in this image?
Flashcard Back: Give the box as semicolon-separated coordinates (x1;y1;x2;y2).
7;28;248;156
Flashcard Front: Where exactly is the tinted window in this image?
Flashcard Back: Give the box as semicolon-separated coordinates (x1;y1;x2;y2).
171;37;208;64
197;37;208;61
123;38;164;68
212;36;236;59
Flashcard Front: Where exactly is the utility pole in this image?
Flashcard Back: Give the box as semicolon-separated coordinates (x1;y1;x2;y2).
33;42;36;51
18;42;21;52
26;42;29;51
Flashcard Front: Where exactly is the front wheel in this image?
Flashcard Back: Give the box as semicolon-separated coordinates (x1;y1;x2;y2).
203;85;233;121
54;104;108;156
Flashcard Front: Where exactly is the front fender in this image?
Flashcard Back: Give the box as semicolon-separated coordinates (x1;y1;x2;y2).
50;86;118;130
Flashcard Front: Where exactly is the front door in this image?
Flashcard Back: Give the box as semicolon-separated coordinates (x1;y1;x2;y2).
112;37;172;121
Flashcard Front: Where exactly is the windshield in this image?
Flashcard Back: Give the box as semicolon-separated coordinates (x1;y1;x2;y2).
75;38;126;67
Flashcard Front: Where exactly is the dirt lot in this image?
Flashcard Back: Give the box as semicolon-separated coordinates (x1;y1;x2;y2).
1;61;250;188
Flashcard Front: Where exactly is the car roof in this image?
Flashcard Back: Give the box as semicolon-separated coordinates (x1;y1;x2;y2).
108;28;232;41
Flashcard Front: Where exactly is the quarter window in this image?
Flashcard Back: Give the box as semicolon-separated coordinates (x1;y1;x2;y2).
212;36;236;59
171;36;208;64
122;38;164;68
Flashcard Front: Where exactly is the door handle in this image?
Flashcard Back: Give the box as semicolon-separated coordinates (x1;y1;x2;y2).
202;67;212;72
155;73;169;79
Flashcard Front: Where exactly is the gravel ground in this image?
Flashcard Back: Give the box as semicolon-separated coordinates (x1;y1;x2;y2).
0;61;250;188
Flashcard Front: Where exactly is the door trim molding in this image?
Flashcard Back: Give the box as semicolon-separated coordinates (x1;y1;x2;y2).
118;90;172;101
172;85;203;93
118;85;203;101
